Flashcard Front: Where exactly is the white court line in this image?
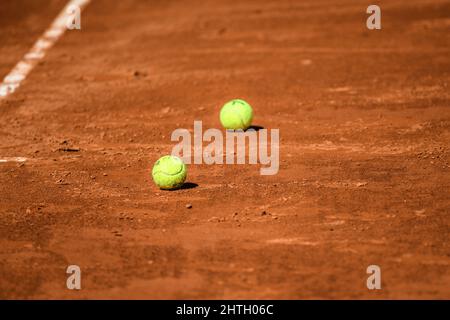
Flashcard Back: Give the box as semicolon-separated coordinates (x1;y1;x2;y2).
0;157;27;163
0;0;91;99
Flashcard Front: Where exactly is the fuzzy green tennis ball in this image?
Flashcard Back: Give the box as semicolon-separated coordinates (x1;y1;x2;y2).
219;99;253;130
152;155;187;190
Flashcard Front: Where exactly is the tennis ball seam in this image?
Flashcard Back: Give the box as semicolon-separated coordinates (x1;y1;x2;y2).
153;169;184;177
222;106;248;129
236;108;248;129
234;100;252;129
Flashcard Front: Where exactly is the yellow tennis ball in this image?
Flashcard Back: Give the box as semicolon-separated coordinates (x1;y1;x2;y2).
152;155;187;190
219;99;253;130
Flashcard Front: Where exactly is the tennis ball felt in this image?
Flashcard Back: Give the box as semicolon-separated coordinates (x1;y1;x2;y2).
152;155;187;190
219;99;253;130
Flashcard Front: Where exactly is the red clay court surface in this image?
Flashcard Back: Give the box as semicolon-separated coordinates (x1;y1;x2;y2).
0;0;449;299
